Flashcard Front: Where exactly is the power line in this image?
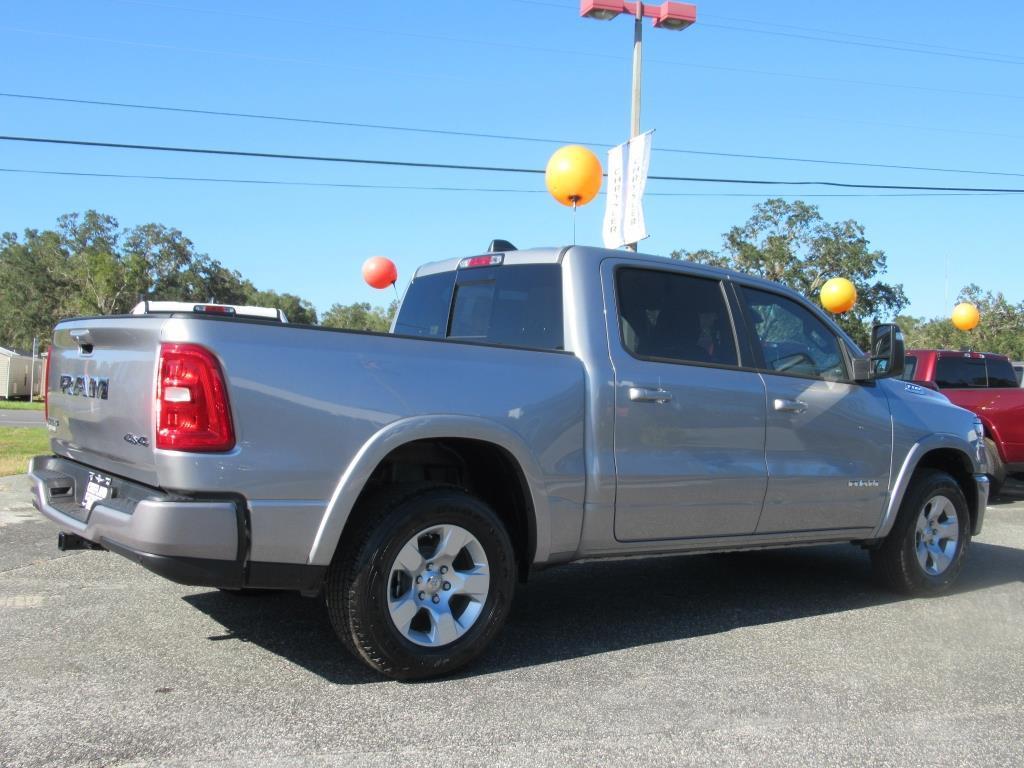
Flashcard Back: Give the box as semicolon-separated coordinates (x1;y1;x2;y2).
698;12;1024;62
0;167;542;193
511;0;1024;65
697;22;1024;66
8;14;1024;103
5;134;1024;193
4;92;1022;179
0;167;1010;199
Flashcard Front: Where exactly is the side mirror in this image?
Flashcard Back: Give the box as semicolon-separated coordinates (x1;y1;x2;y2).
853;323;905;381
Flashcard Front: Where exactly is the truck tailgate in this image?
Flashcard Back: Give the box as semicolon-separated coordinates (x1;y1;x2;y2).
47;317;166;488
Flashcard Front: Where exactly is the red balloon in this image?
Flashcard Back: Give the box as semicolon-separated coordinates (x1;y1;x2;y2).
362;256;398;289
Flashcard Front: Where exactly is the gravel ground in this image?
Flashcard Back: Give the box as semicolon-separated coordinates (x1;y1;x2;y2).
1;474;1022;768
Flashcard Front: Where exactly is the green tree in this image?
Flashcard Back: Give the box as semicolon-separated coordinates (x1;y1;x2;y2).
0;211;324;346
245;289;318;325
672;199;908;347
898;285;1024;358
321;301;398;332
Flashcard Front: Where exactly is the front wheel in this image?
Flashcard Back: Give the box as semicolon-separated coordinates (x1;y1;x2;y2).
325;485;516;680
870;469;970;595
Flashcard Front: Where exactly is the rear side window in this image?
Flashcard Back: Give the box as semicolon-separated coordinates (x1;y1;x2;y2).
935;357;987;388
393;272;455;338
448;264;563;350
615;268;738;367
986;358;1019;388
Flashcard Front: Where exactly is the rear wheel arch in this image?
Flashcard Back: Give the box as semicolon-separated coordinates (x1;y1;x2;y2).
308;417;551;574
347;438;536;580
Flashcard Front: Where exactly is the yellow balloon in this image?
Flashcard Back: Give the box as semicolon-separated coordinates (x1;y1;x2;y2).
951;302;980;331
545;145;603;207
820;277;857;314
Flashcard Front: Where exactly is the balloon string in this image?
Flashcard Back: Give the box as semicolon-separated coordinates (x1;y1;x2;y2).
572;199;577;245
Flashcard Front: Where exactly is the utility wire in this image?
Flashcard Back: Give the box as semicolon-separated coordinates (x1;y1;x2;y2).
3;92;1022;179
4;134;1024;193
0;167;1009;199
6;19;1023;103
511;0;1024;65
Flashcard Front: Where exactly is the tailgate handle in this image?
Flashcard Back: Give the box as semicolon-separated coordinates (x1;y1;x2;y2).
69;329;94;354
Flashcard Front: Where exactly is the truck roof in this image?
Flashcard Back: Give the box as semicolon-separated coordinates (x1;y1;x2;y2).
907;348;1012;362
415;244;801;295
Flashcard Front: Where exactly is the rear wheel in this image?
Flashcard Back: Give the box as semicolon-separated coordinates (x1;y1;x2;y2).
984;438;1005;498
871;469;970;595
325;485;516;680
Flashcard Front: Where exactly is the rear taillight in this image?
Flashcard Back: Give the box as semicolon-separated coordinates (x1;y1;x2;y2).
156;343;234;452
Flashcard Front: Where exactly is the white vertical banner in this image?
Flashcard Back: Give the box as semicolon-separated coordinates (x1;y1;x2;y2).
602;130;654;249
602;142;625;249
622;130;652;246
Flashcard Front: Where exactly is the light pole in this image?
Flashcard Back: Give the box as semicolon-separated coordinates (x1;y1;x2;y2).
580;0;696;250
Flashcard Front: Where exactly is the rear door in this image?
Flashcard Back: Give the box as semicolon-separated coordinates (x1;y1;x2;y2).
606;262;768;541
736;286;892;533
47;318;165;487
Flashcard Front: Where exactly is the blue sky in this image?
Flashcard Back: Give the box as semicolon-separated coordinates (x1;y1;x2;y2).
2;0;1022;320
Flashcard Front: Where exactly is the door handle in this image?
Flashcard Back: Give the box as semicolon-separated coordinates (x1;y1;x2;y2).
629;387;673;404
773;398;807;413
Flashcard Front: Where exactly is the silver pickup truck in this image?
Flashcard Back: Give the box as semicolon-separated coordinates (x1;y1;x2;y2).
30;245;989;679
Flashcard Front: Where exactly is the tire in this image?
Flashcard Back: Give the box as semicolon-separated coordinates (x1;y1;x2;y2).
870;469;970;596
984;438;1005;498
325;485;516;680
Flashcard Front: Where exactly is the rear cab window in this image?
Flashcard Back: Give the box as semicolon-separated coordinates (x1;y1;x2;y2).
986;358;1018;388
935;356;987;388
395;263;564;351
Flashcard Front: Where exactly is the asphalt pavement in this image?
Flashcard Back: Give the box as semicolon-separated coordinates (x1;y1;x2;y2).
0;409;45;428
1;475;1022;768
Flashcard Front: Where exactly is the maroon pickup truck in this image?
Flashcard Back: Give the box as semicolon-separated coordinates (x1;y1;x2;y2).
905;349;1024;495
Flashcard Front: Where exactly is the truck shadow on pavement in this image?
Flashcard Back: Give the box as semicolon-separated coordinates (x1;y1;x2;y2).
183;538;1023;685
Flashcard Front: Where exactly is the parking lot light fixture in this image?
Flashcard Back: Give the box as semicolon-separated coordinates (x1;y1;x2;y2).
579;0;696;250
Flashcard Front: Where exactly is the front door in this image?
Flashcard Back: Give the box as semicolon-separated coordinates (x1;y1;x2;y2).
607;264;768;541
736;286;892;533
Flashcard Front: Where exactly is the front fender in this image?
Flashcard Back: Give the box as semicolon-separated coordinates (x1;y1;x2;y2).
306;415;557;567
873;432;983;539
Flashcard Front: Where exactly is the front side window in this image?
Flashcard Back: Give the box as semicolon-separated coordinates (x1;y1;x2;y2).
740;287;847;380
615;268;738;367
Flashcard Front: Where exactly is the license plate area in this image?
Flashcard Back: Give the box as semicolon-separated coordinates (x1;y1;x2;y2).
82;472;114;511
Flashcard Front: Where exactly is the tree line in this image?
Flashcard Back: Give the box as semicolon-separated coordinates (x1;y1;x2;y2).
673;199;1023;358
3;205;1020;358
0;210;397;350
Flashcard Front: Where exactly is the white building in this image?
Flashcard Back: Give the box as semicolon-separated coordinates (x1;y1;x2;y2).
0;346;45;400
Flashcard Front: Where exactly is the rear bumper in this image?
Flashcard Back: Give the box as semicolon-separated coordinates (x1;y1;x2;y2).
28;455;325;592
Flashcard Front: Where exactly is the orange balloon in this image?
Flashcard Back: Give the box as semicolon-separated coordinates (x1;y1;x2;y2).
362;256;397;289
951;302;980;331
820;277;857;314
545;145;603;207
